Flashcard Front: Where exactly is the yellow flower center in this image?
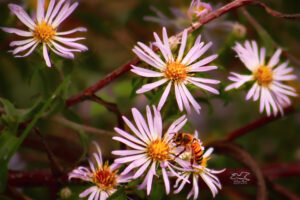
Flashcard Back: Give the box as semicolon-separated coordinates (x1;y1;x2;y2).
147;139;172;161
196;6;206;13
254;66;273;86
34;21;56;43
164;62;188;82
93;162;118;192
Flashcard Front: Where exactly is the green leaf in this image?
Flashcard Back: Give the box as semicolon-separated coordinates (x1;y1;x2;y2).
149;181;165;200
0;98;17;117
107;187;127;200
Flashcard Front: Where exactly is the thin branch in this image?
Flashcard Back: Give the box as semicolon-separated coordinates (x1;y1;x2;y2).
6;184;33;200
88;94;124;129
266;178;300;200
51;115;116;135
33;128;64;178
224;106;294;141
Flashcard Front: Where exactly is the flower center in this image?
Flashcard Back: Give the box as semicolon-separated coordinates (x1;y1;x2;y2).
34;21;56;43
147;139;172;161
164;62;188;82
254;66;273;86
93;162;118;192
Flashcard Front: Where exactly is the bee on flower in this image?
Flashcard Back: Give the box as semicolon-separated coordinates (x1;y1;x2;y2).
1;0;88;67
173;131;225;199
112;105;189;195
131;28;220;114
225;40;298;116
69;142;131;200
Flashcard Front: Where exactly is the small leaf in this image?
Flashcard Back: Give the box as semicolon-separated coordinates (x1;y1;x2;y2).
0;98;17;117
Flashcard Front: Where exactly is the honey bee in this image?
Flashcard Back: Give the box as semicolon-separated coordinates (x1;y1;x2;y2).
172;132;204;167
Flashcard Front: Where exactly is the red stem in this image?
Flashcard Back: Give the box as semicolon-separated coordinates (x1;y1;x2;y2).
225;106;294;141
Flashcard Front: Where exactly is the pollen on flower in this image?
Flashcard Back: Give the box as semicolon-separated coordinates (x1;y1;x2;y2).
164;62;188;82
254;66;273;86
147;139;172;161
34;21;56;43
93;162;118;191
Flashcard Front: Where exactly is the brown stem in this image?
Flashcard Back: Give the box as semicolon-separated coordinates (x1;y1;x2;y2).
88;95;124;129
266;178;300;200
224;106;294;141
33;128;64;178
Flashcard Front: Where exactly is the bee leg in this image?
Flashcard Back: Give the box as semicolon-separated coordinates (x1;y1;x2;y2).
190;150;194;169
174;147;186;159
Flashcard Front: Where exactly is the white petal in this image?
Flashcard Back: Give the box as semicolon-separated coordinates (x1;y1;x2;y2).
52;2;78;27
131;65;163;78
188;54;218;70
180;84;201;114
1;27;33;37
8;4;35;30
112;136;145;151
43;43;51;67
45;0;56;22
188;79;219;94
176;29;187;62
15;42;38;58
112;149;144;156
189;65;217;72
162;167;170;194
133;159;151;179
114;153;146;164
268;49;282;68
136;79;168;94
174;83;183;111
122;116;149;144
147;162;156;195
157;82;172;111
56;27;87;35
10;38;35;47
114;127;146;146
193;176;199;199
36;0;45;23
79;186;98;198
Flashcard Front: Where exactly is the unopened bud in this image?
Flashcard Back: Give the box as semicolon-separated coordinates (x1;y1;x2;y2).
60;187;72;199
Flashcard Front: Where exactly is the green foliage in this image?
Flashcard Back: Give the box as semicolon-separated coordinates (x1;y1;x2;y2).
107;187;127;200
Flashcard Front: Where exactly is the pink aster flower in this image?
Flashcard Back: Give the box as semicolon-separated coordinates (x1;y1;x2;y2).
112;105;188;195
225;40;298;116
69;142;131;200
1;0;88;67
187;0;212;20
131;28;220;114
174;132;225;199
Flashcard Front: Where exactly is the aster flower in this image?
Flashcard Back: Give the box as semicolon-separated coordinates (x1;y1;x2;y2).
131;28;220;114
69;142;131;200
225;41;298;116
174;132;225;199
112;105;188;195
187;0;212;20
1;0;88;67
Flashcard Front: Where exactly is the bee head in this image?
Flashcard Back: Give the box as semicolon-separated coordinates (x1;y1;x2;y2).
173;132;183;144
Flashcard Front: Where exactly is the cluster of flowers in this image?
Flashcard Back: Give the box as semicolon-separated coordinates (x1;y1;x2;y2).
1;0;297;199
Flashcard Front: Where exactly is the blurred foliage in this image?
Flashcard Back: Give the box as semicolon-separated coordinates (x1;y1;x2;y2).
0;0;299;199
